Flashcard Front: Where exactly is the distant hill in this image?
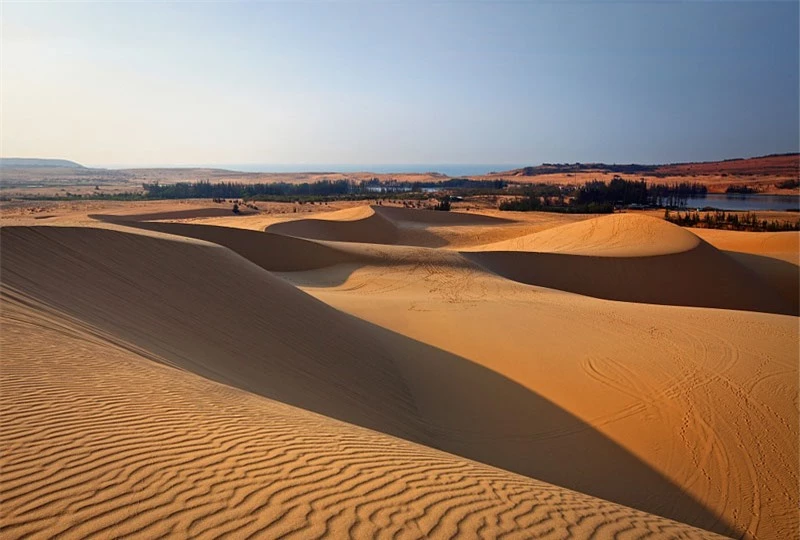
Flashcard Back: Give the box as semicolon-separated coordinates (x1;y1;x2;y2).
655;153;799;177
0;158;85;169
495;153;800;178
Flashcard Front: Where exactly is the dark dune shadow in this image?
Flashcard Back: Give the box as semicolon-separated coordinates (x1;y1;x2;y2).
373;205;516;225
89;218;458;283
2;225;739;537
465;243;796;316
272;265;364;288
90;216;362;272
374;206;515;248
723;251;799;314
262;208;455;248
266;216;452;249
90;208;254;222
265;209;400;245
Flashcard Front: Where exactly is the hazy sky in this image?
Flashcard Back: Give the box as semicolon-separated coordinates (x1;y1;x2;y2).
2;1;798;168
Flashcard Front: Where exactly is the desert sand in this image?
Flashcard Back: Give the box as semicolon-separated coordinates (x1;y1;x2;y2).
1;201;797;539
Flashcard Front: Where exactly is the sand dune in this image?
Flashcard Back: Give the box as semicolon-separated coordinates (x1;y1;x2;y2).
473;213;701;257
1;203;797;539
263;205;523;249
0;295;720;539
462;214;795;315
98;213;791;317
1;224;739;536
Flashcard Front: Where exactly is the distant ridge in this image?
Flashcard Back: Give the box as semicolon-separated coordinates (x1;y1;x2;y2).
494;153;800;178
0;158;85;168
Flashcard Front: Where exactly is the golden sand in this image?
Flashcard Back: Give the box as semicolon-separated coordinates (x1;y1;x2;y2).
2;202;796;538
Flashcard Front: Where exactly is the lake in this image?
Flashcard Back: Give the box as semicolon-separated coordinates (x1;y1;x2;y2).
682;194;799;212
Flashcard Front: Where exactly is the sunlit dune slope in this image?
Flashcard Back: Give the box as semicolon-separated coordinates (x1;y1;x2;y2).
0;296;722;539
290;254;798;539
692;228;799;264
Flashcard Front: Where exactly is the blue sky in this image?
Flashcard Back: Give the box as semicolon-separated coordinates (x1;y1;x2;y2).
2;1;798;167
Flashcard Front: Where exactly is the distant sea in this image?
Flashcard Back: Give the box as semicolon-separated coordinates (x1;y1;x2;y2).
216;164;527;177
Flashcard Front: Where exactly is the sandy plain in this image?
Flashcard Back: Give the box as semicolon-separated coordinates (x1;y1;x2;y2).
1;200;797;539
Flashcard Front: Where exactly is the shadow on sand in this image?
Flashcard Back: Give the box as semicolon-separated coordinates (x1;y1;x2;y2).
466;246;797;316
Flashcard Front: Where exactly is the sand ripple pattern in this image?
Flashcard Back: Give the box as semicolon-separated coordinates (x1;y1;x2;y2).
0;299;720;539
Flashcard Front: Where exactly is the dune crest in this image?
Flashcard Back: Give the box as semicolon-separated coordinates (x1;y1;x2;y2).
474;213;702;257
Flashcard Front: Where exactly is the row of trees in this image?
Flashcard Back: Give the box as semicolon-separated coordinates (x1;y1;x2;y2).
665;210;800;231
499;177;708;213
775;179;799;189
499;193;613;214
725;185;759;194
140;178;509;201
143;180;354;199
575;177;707;207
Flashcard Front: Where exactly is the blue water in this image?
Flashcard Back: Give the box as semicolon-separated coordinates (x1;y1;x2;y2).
218;164;525;177
683;194;799;212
